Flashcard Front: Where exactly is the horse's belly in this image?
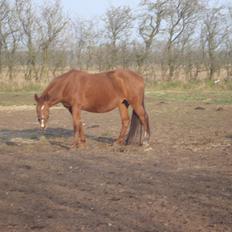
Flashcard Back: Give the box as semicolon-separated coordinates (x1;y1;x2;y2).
82;103;117;113
81;96;119;113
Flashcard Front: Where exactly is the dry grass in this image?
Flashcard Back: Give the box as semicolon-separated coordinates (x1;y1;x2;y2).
0;66;231;92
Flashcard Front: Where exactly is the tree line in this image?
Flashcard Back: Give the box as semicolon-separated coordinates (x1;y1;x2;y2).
0;0;232;82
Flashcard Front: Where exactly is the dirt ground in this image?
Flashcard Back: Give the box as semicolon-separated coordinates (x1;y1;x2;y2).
0;97;231;232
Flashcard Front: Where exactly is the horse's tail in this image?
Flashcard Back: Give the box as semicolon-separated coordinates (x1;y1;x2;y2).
126;96;150;145
125;109;143;145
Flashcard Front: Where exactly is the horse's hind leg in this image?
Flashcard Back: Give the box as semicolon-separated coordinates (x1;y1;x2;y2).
131;103;150;145
117;102;130;145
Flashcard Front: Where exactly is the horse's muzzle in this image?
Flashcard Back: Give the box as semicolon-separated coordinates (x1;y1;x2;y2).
40;119;46;130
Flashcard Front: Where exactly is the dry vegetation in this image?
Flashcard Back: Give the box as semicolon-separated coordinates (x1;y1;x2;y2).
0;0;232;88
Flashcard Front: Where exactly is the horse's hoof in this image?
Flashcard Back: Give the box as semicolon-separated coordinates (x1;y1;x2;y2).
70;144;77;151
142;140;149;146
78;142;86;149
70;142;86;150
114;141;124;147
116;138;126;145
144;144;153;152
142;140;152;151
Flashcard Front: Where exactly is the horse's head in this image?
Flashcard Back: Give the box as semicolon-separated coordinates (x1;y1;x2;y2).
34;94;50;130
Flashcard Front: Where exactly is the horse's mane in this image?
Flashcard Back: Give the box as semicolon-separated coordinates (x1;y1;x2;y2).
41;69;79;97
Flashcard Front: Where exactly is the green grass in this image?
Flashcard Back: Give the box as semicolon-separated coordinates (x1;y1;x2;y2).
0;82;43;92
146;80;232;91
0;80;232;106
145;80;232;105
146;90;232;104
0;92;35;106
0;83;44;106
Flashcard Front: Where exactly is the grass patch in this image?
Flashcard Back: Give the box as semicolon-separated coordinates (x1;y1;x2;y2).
145;80;232;104
0;82;44;92
0;92;35;106
146;80;232;91
146;90;232;104
0;82;45;106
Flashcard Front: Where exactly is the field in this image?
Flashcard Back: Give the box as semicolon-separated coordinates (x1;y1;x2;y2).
0;90;232;232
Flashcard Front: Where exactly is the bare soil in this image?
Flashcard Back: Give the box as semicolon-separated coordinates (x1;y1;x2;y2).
0;97;231;232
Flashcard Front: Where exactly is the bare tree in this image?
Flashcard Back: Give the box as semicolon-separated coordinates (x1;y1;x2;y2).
3;3;21;80
176;25;196;80
38;0;67;79
224;7;232;78
202;7;228;80
0;0;10;74
15;0;38;80
70;17;99;70
103;5;133;68
138;0;167;66
164;0;201;79
0;0;231;84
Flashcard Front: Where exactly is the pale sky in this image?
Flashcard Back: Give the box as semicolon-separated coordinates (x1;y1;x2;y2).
60;0;140;18
34;0;231;19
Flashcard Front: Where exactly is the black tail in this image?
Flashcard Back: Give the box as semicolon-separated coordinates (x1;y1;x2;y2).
126;97;150;145
125;110;143;145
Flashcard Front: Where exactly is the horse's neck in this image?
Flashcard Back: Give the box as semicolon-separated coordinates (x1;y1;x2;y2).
44;81;63;107
48;95;61;107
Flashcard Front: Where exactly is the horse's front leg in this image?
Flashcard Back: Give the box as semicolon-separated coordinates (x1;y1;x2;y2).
71;107;86;148
78;120;86;144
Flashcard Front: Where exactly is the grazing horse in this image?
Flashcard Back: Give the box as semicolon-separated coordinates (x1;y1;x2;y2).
34;69;150;148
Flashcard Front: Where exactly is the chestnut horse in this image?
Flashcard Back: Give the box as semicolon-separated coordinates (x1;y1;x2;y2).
34;69;150;148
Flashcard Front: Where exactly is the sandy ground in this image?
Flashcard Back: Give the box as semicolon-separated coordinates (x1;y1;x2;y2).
0;97;232;232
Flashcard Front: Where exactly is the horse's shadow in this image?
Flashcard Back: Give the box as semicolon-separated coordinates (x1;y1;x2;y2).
0;127;115;148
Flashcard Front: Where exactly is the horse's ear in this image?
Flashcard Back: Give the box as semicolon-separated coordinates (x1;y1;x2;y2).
34;94;39;102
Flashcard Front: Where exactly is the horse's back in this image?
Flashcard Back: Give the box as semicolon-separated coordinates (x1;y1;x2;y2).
75;68;145;108
59;68;143;85
68;68;144;94
106;69;144;100
49;68;144;101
